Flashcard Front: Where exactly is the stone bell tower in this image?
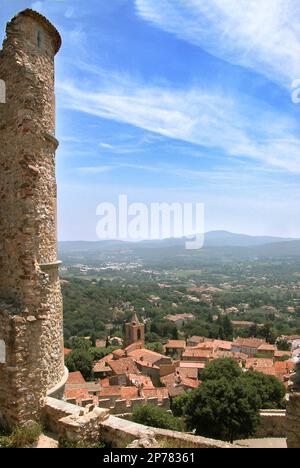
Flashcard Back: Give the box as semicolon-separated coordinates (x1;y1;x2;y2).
0;10;66;429
125;313;145;346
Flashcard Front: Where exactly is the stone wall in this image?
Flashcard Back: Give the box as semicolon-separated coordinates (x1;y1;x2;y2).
0;10;64;429
43;397;109;446
286;393;300;448
255;410;287;438
101;415;240;449
96;396;170;415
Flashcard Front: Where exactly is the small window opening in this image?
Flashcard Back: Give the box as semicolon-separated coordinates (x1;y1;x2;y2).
37;29;44;49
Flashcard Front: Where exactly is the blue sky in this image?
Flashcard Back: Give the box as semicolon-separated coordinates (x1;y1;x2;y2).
1;0;300;240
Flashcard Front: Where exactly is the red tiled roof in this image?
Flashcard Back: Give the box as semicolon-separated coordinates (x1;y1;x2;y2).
98;386;122;398
121;387;139;400
274;360;294;382
67;371;86;385
143;387;169;401
179;362;206;369
124;342;143;353
135;359;160;370
195;341;214;349
165;340;186;349
128;348;167;364
113;349;126;358
257;344;276;352
100;377;110;387
246;358;274;369
108;357;139;375
275;351;291;358
127;374;154;388
234;338;266;348
182;348;213;359
93;354;114;373
64;388;90;401
161;372;200;397
176;367;198;380
212;340;233;351
274;361;294;372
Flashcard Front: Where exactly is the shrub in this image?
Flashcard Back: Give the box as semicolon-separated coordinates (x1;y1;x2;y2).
131;404;184;432
0;422;42;448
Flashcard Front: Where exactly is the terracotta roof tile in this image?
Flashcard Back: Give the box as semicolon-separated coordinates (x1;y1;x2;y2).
246;358;274;369
234;338;266;348
182;348;213;359
165;340;186;349
67;371;86;385
108;357;139;375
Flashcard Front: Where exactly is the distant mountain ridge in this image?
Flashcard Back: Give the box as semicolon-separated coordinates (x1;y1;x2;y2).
204;230;295;247
59;231;298;251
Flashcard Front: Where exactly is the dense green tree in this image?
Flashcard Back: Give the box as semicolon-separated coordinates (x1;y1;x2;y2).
171;393;190;417
201;358;242;382
65;349;93;380
276;339;291;352
145;342;164;354
89;346;118;361
241;371;286;409
184;377;260;442
68;336;91;350
131;405;184;432
257;323;276;344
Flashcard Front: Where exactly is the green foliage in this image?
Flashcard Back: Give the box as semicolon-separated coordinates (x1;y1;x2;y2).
89;346;118;361
215;315;234;341
145;342;164;354
177;358;285;442
201;358;242;382
0;423;42;448
276;339;291;351
131;405;184;432
171;393;190;417
257;323;276;344
150;321;178;339
65;349;93;380
68;336;91;350
184;377;260;442
276;355;290;362
241;371;286;409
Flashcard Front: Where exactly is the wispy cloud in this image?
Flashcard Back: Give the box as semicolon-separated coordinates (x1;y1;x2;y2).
135;0;300;88
77;165;113;174
58;74;300;173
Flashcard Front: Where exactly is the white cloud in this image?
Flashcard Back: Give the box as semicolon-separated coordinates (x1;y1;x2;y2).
58;74;300;173
135;0;300;88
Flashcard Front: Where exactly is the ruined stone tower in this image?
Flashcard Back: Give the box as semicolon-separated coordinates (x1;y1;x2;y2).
0;10;66;429
125;313;145;346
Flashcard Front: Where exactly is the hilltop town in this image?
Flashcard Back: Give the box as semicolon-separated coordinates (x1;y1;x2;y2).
63;312;299;415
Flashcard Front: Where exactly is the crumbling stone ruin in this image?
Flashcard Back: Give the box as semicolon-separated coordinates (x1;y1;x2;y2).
0;9;66;429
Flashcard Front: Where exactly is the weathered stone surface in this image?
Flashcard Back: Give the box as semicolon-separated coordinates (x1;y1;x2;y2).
43;397;109;446
286;392;300;448
0;10;64;430
101;415;241;449
286;355;300;448
127;430;159;449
